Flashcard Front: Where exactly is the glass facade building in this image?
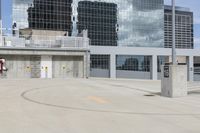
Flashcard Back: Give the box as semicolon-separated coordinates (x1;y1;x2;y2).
27;0;73;34
127;0;164;47
91;55;110;70
90;55;110;78
77;1;118;46
164;5;193;49
12;0;164;47
116;55;152;79
13;0;73;34
157;56;168;72
116;55;151;72
9;0;194;80
74;0;164;47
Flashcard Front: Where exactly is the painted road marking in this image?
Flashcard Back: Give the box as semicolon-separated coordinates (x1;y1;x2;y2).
87;96;109;104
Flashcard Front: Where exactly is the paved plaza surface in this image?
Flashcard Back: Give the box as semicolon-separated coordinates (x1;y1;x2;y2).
0;78;200;133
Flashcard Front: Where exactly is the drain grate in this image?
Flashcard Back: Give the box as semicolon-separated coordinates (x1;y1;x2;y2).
144;94;155;97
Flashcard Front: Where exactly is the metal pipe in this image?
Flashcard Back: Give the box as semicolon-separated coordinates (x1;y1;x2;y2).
172;0;176;65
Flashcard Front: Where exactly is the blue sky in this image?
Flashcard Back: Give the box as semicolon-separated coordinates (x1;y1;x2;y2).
1;0;200;48
1;0;12;29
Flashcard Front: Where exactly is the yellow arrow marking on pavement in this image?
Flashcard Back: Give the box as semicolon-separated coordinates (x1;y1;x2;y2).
87;96;109;104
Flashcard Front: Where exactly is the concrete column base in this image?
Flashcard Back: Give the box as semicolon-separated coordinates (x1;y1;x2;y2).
161;65;187;98
152;55;158;80
110;54;116;78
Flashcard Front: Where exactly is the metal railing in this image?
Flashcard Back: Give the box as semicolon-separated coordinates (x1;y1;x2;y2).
2;35;89;49
0;30;89;49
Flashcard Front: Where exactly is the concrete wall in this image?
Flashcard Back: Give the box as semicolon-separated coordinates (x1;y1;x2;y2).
0;55;85;79
0;55;33;79
20;29;67;39
30;56;41;78
90;68;110;78
116;70;151;79
90;67;151;80
168;56;187;63
52;56;84;78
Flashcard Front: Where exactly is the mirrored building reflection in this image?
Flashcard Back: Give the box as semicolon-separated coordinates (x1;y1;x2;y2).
117;0;164;47
74;0;164;47
164;5;193;49
13;0;73;35
77;1;118;46
12;0;164;47
116;55;152;79
0;0;195;80
28;0;73;34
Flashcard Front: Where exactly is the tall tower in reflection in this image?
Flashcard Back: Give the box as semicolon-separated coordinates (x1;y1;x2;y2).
28;0;73;35
164;5;193;49
131;0;164;47
77;1;118;46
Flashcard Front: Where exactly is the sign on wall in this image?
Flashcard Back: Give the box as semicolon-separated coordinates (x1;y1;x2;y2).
164;66;169;78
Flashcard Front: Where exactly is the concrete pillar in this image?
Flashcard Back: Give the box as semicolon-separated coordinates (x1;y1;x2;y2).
187;56;194;82
41;55;52;78
82;30;89;48
110;54;116;78
152;55;158;80
83;51;90;78
83;55;87;78
161;65;188;98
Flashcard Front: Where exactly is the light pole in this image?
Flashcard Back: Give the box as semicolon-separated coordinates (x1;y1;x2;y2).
161;0;188;98
172;0;176;65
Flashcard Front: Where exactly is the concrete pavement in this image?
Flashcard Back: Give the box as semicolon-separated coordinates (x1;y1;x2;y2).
0;78;200;133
